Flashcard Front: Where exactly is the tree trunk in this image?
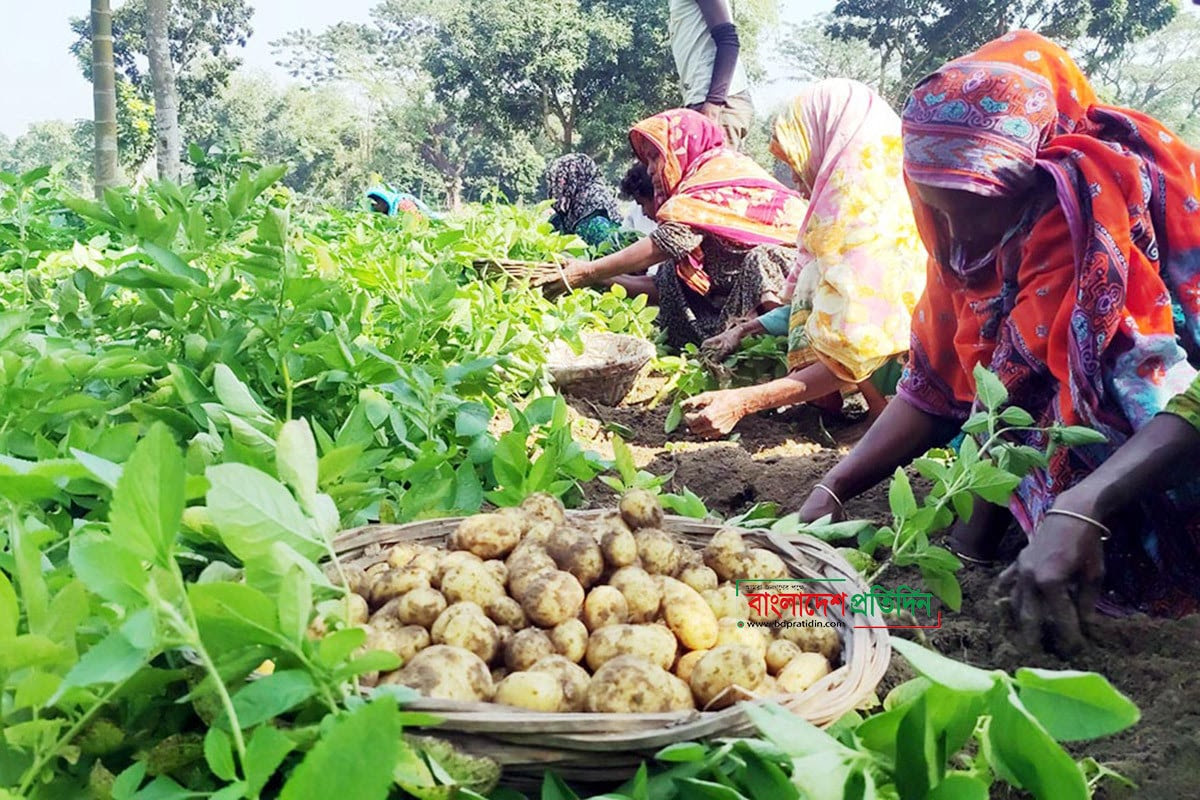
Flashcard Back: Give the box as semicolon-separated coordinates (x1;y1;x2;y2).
446;172;463;212
145;0;181;183
91;0;120;196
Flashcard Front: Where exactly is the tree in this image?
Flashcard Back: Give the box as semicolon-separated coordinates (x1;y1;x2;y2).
91;0;120;195
1094;11;1200;144
145;0;182;182
71;0;251;170
0;121;93;191
826;0;1178;105
779;14;902;101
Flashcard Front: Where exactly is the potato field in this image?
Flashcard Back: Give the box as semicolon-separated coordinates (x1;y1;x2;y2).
0;163;1188;800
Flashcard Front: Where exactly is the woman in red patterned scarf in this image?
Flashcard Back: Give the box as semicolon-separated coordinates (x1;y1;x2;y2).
797;31;1200;651
554;109;808;348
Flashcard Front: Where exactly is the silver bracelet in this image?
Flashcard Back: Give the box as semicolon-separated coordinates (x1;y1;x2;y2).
1045;508;1111;542
813;483;844;511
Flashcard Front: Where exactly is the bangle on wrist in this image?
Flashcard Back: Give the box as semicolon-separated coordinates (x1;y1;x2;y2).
1045;508;1111;542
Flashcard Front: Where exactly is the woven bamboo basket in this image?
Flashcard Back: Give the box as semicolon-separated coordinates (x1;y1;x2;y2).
545;332;656;406
333;512;891;787
472;257;564;288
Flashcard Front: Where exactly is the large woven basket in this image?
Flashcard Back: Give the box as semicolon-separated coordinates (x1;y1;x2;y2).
545;332;656;406
333;512;891;787
472;257;563;288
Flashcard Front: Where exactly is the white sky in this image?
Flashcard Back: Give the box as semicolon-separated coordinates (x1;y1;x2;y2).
0;0;829;138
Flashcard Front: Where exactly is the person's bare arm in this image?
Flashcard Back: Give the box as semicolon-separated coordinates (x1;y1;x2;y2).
798;397;959;521
694;0;739;107
562;237;667;287
683;361;846;439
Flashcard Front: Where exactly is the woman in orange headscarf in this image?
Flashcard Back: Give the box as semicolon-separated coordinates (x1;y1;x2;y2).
797;31;1200;646
556;109;808;348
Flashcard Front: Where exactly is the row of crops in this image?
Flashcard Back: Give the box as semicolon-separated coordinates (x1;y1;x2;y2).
0;162;1141;799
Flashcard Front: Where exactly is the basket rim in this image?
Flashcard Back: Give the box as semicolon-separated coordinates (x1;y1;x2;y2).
333;510;891;740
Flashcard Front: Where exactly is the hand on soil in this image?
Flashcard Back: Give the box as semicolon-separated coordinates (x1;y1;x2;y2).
700;328;742;362
681;391;746;439
997;508;1105;657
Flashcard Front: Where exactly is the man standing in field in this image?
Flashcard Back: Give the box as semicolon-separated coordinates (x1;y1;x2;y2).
669;0;754;150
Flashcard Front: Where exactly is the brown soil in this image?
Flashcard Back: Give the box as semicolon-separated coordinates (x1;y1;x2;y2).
567;380;1200;800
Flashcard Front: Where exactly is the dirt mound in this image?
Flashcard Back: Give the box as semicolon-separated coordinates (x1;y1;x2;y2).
571;390;1200;799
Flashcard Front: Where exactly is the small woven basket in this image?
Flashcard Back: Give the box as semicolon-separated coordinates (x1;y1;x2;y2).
472;257;563;288
333;512;891;787
545;332;655;406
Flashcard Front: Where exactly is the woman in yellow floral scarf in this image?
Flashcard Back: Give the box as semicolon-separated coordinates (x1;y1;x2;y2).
684;79;927;438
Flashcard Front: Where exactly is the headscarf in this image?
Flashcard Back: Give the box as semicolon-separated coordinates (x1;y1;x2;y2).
544;154;622;233
897;30;1200;533
768;79;927;379
366;187;438;220
630;109;807;294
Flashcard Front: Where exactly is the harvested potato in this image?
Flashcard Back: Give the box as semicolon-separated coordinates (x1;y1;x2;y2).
777;624;843;661
658;577;719;650
365;624;429;664
701;584;749;621
544;528;605;588
506;547;557;601
678;565;719;594
521;493;567;525
674;545;704;571
531;655;592;711
505;628;556;672
521;571;585;628
716;617;769;658
434;551;483;587
635;529;683;576
381;645;493;701
748;588;783;624
585;624;677;672
407;548;443;577
365;561;391;580
674;649;708;684
704;547;755;583
450;513;524;560
586;656;694;713
368;568;430;608
496;625;515;649
386;542;428;570
484;560;508;586
431;603;500;663
345;593;370;626
496;506;533;535
766;639;803;675
484;595;527;629
582;586;629;632
689;645;766;709
396;587;448;629
600;525;638;569
619;489;664;530
332;564;368;596
758;675;781;697
550;619;588;664
441;561;506;607
608;566;662;623
523;521;556;549
777;653;831;694
746;549;789;582
494;671;564;712
707;528;747;555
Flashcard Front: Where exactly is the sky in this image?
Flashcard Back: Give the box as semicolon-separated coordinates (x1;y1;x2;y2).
0;0;830;139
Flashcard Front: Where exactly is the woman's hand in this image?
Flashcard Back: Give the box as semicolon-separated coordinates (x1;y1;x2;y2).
701;327;744;361
998;491;1106;656
682;390;749;439
542;258;587;299
798;487;845;524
